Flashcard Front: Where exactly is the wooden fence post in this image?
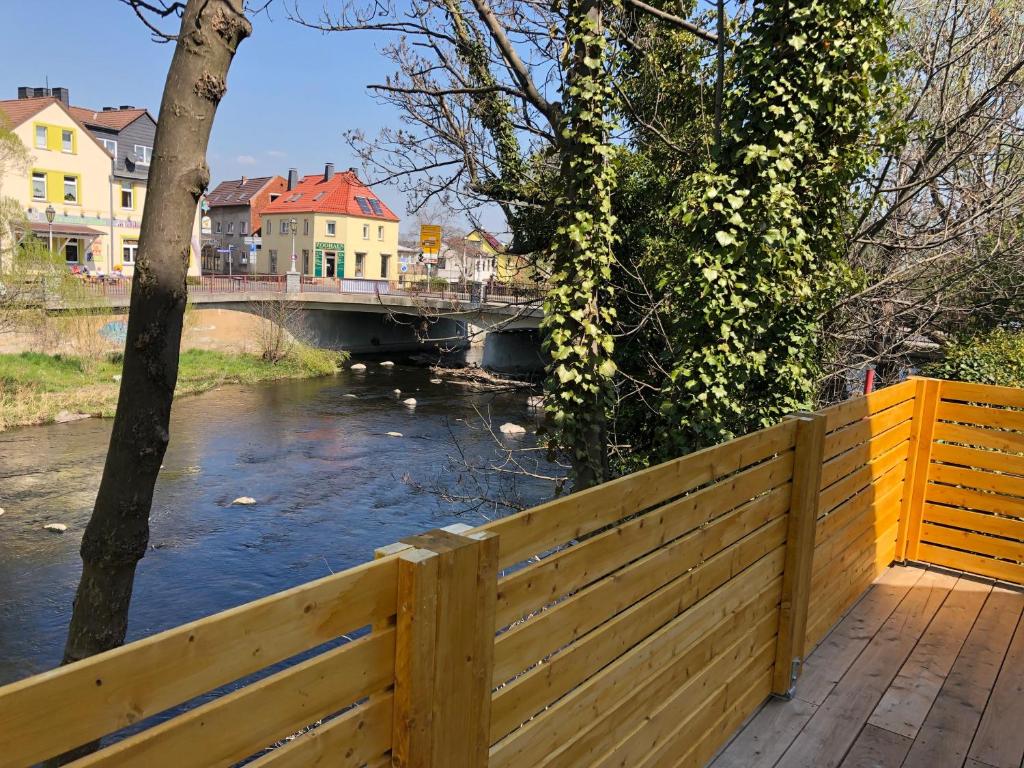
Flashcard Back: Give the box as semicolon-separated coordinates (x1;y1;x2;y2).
396;527;499;767
772;412;827;698
895;377;942;562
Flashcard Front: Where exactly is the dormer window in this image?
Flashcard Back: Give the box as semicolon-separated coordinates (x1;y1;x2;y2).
134;145;152;165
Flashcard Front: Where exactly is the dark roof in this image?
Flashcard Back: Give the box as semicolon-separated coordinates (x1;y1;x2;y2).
206;177;282;207
262;170;400;221
68;106;152;131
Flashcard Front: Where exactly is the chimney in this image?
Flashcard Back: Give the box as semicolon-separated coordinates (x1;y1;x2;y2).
17;87;31;99
53;88;70;105
348;166;359;177
241;175;248;185
102;106;116;111
119;104;134;110
287;168;298;191
324;163;335;182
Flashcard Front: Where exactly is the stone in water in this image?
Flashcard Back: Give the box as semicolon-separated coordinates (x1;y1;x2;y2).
403;398;417;406
44;523;68;533
500;423;527;435
232;496;257;506
386;431;403;437
350;363;367;371
380;361;395;367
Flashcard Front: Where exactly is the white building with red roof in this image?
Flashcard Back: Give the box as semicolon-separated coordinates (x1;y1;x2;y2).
258;164;400;280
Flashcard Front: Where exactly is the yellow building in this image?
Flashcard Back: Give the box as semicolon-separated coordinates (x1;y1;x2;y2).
466;228;535;284
259;165;400;280
0;89;200;275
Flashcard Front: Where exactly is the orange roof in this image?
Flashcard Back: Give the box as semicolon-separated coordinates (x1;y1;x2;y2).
262;170;400;222
0;97;58;127
68;105;151;131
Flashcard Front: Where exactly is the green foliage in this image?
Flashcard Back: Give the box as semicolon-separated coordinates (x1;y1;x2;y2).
645;0;897;456
922;329;1024;388
541;0;621;486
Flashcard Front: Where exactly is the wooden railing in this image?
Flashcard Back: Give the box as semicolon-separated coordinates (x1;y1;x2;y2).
0;377;1021;767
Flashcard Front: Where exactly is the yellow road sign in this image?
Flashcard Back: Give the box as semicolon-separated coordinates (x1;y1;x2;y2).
420;224;442;255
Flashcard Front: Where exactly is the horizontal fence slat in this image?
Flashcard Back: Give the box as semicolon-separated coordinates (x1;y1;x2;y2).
931;442;1024;477
821;419;912;490
492;481;791;686
936;401;1024;433
243;695;393;768
929;463;1024;498
917;542;1024;585
940;380;1024;409
474;420;797;570
823;399;915;462
920;522;1024;563
819;438;908;517
816;462;905;554
74;627;396;768
495;453;793;629
490;569;782;766
923;503;1024;541
925;483;1024;520
933;422;1024;455
0;556;399;768
820;379;916;433
490;535;786;743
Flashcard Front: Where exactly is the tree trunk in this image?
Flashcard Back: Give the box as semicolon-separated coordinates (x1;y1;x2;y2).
59;0;250;722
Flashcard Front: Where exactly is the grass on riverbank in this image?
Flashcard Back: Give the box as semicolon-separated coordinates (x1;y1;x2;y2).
0;347;345;431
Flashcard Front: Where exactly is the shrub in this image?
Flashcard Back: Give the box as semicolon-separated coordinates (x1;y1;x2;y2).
922;328;1024;387
290;344;347;376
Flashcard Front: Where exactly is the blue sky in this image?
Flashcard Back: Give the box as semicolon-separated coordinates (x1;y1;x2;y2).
0;0;503;234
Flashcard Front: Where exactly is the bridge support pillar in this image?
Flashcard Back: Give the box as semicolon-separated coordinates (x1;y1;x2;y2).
286;271;300;294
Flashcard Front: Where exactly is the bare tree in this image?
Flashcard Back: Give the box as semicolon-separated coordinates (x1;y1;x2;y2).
59;0;252;723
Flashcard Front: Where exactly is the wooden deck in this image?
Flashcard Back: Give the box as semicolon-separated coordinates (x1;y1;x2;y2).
709;564;1024;768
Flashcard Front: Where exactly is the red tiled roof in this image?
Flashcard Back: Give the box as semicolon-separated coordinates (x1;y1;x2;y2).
0;97;59;128
262;170;400;221
68;105;151;131
471;229;505;253
207;176;282;207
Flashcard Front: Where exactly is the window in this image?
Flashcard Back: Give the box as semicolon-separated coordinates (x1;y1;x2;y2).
378;225;384;240
31;172;46;200
279;220;288;235
35;125;47;148
380;253;390;279
355;252;365;277
227;221;235;234
134;145;152;165
269;250;278;272
354;196;372;215
100;137;117;156
326;221;336;236
240;220;248;235
122;239;139;264
61;130;73;153
269;193;280;203
64;239;80;264
362;224;369;240
303;219;310;236
262;218;270;235
215;220;222;233
369;199;383;216
313;192;326;201
302;249;310;274
63;175;78;203
120;182;133;209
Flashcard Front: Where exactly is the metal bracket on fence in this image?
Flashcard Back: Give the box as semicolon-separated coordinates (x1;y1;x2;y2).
773;658;802;701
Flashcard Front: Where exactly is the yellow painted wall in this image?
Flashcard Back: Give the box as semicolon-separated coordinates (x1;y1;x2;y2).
259;211;399;278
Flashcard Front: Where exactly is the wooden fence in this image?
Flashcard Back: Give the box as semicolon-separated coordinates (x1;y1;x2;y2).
0;377;1021;767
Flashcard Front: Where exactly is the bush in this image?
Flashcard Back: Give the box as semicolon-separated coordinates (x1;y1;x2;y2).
290;344;347;376
922;328;1024;387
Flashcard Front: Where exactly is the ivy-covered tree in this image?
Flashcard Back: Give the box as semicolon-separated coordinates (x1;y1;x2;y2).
644;0;896;456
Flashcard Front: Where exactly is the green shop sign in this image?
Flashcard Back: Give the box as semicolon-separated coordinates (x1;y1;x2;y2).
313;247;345;278
314;242;345;253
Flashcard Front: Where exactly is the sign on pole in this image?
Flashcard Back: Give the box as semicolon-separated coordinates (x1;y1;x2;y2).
420;224;441;255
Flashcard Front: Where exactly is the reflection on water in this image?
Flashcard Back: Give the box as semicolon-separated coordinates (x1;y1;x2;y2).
0;363;548;684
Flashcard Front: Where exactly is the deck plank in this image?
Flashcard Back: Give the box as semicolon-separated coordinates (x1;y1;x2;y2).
867;577;991;739
901;587;1024;768
965;594;1024;768
837;723;912;768
775;568;958;768
709;696;817;768
797;566;926;707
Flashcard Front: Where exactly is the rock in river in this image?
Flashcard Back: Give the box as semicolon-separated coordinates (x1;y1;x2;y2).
232;496;257;506
430;378;443;384
386;431;403;437
403;398;417;407
54;410;90;424
350;363;367;371
43;523;68;533
500;422;527;435
380;361;395;368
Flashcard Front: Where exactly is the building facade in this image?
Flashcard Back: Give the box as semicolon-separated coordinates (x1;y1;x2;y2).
259;165;400;280
0;86;200;275
205;175;286;273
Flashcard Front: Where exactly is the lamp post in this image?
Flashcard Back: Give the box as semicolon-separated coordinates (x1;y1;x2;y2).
289;218;297;273
45;204;56;255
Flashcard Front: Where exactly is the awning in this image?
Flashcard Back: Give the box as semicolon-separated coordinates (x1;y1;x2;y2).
27;222;106;239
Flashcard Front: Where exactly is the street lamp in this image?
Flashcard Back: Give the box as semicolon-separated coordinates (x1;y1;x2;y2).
289;218;297;273
45;204;56;255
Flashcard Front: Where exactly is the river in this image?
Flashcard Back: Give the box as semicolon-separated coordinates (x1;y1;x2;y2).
0;362;551;685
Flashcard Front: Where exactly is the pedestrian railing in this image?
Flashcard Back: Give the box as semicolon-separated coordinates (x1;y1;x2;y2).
1;377;1021;767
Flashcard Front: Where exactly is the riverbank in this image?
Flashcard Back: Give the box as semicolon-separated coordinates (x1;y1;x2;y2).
0;348;344;432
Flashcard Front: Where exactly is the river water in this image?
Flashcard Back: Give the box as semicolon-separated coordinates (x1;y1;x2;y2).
0;363;550;685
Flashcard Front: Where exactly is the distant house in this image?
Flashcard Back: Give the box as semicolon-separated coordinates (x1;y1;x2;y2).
259;164;400;279
438;234;496;284
205;175;286;273
465;229;534;284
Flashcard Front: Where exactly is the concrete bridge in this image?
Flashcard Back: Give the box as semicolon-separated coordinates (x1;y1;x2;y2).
69;275;546;373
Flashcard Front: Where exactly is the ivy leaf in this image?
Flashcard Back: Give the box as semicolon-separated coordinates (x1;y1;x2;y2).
789;34;807;50
715;231;737;247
